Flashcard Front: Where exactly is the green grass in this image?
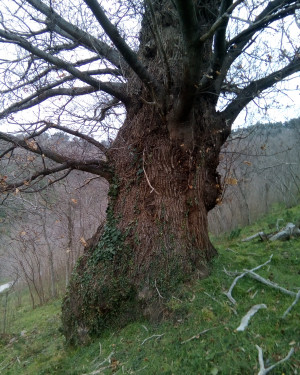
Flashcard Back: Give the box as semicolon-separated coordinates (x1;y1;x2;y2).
0;204;299;374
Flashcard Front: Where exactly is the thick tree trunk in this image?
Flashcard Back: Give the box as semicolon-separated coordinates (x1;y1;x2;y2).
62;101;227;344
61;0;229;344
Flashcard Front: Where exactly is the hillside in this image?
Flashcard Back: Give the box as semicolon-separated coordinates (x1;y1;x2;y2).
209;118;300;234
1;119;299;302
0;203;299;374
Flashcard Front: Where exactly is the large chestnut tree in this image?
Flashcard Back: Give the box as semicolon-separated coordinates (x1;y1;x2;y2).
0;0;299;342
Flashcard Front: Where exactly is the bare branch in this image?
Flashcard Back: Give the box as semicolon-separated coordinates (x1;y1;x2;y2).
0;131;113;182
42;121;108;155
0;86;97;120
25;0;124;69
140;334;165;346
0;56;106;95
214;0;300;94
228;2;300;49
181;327;218;344
1;163;71;193
0;29;129;103
174;0;198;46
244;269;297;297
84;0;163;97
200;0;244;43
0;84;125;120
223;57;300;125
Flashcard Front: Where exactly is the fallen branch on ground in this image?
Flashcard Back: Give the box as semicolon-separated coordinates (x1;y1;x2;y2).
141;334;164;346
269;223;300;241
204;292;223;306
256;345;294;375
242;232;268;242
224;255;273;304
181;327;218;344
236;304;267;331
282;289;300;319
241;222;300;242
82;352;115;375
243;269;297;297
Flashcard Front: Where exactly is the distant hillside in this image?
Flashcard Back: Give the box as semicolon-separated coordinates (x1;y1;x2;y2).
1;120;299;298
209;117;300;234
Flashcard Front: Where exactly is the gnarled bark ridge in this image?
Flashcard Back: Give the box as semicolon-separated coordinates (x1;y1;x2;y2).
62;0;230;344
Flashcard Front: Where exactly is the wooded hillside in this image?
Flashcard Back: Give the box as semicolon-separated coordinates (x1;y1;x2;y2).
1;118;299;302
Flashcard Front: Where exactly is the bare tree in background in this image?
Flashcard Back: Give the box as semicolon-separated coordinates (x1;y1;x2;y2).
0;0;299;342
208;120;300;234
0;164;107;305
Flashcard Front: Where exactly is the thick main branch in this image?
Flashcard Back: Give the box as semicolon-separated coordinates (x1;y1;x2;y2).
0;131;113;182
25;0;124;69
84;0;163;98
0;29;128;103
214;0;300;94
222;57;300;124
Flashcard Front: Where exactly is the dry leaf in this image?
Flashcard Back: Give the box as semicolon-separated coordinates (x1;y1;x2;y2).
216;197;222;205
225;177;238;185
25;139;38;150
80;237;88;247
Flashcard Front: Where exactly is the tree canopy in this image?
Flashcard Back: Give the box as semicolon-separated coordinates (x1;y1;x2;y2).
0;0;299;193
0;0;300;343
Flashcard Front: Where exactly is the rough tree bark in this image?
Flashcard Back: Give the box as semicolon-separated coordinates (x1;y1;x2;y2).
61;0;230;344
0;0;299;344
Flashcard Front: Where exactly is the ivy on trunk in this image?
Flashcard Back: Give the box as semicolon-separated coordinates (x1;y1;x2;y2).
0;0;299;344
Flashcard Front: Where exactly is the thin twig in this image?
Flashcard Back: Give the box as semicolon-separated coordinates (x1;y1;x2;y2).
204;292;223;306
141;334;165;346
143;149;159;195
226;247;238;253
88;351;114;372
141;325;149;332
181;327;218;344
154;279;164;299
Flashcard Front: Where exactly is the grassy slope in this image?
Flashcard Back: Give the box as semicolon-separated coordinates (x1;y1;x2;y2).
0;204;299;375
